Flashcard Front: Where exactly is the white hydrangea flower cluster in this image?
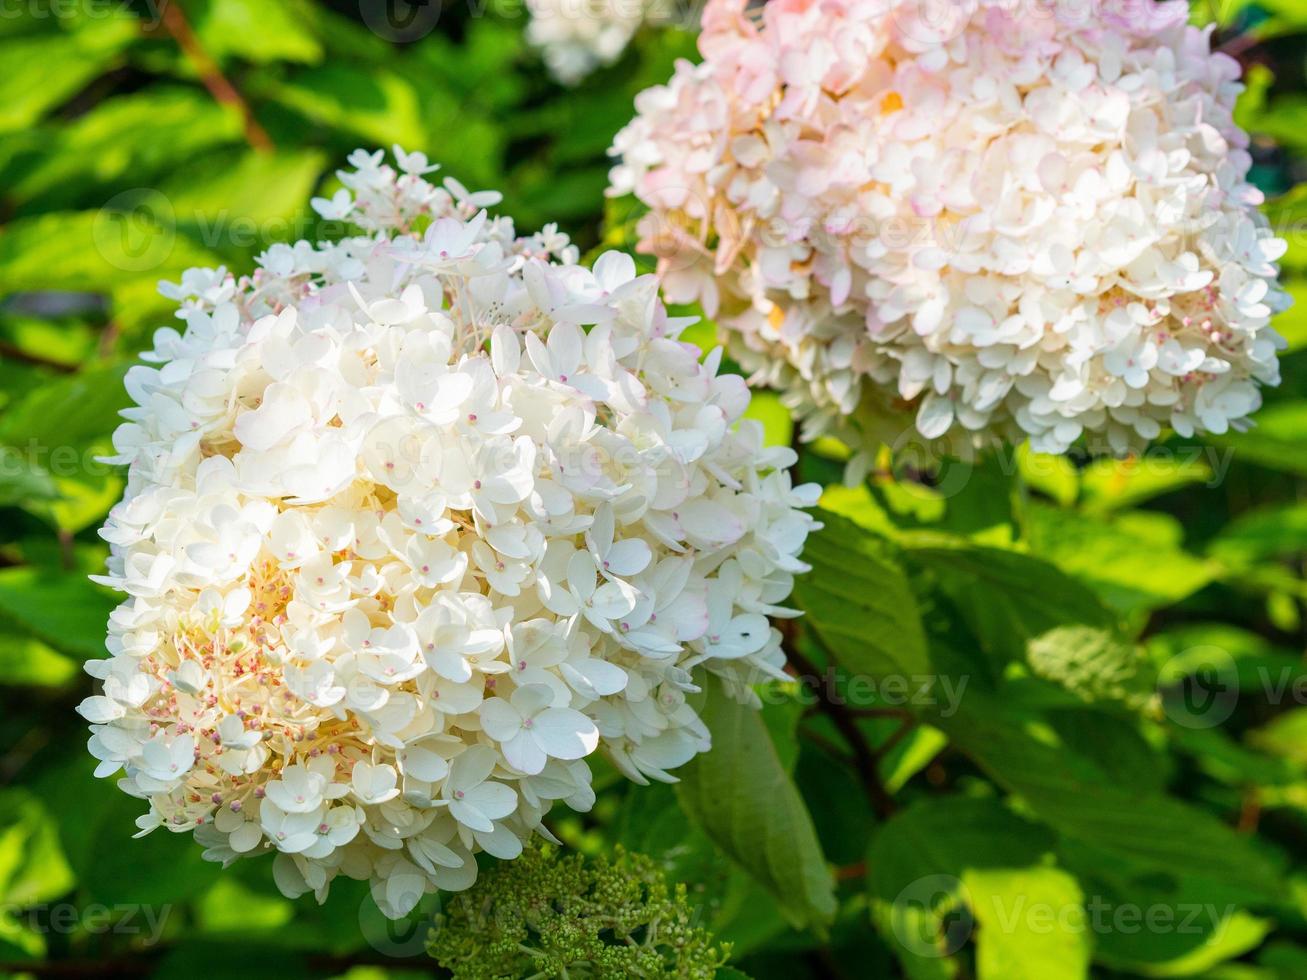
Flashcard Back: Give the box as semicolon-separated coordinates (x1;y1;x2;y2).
609;0;1290;467
526;0;676;85
79;148;818;919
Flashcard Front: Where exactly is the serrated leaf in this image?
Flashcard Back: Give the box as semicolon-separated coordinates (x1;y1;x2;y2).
907;538;1114;666
794;509;930;678
1028;627;1158;712
675;675;837;931
937;694;1285;900
1025;506;1216;617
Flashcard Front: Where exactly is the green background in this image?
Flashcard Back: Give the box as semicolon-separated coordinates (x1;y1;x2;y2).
2;1;1307;977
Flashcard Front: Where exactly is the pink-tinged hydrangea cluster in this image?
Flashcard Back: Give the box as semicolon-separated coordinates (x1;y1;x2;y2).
610;0;1290;468
78;148;819;919
526;0;674;85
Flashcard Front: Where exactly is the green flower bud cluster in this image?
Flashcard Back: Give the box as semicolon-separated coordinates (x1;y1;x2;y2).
427;844;734;979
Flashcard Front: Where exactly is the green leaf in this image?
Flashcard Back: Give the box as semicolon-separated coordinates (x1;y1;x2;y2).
1147;624;1307;700
0;790;74;906
1209;504;1307;566
1207;401;1307;477
25;467;124;534
937;694;1285;901
0;16;139;133
196;878;295;935
675;674;837;930
161;149;328;257
794;509;930;679
191;0;323;65
258;64;426;149
0;631;77;688
1095;910;1271;978
1027;627;1158;712
1017;445;1079;508
0;209;223;294
965;866;1090;980
868;797;1088;980
1078;455;1213;514
1051;709;1170;794
1259;942;1307;977
0;362;129;450
742;391;793;449
1248;709;1307;768
817;483;901;539
1063;828;1277;972
907;538;1114;666
6;87;244;212
880;725;948;794
1024;506;1216;617
0;567;116;660
0;447;59;506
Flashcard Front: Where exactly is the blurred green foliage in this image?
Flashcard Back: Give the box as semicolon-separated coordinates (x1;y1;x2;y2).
0;1;1306;978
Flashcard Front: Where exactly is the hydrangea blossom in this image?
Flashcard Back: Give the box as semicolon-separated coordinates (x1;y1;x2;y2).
527;0;676;85
609;0;1290;469
79;147;819;919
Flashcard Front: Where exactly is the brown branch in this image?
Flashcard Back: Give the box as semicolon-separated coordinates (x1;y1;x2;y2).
872;716;916;762
835;861;867;882
787;645;898;820
1237;789;1263;834
155;0;273;153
